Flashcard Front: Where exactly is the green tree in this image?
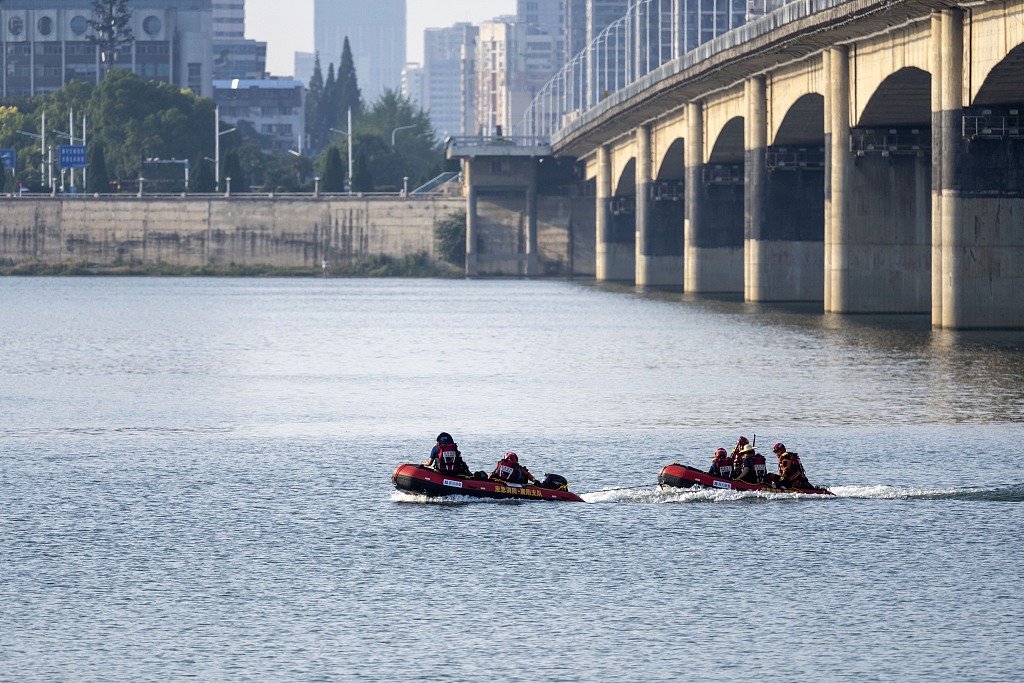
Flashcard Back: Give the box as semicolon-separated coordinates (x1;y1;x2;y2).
353;90;441;191
317;63;336;151
0;152;11;194
87;144;110;193
433;210;467;266
87;0;134;75
351;151;374;192
222;151;247;193
86;70;214;183
305;53;324;151
335;38;362;123
321;146;345;193
190;156;216;193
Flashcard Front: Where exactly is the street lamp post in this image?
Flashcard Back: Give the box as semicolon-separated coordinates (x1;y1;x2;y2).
329;106;353;195
391;124;416;147
214;105;236;192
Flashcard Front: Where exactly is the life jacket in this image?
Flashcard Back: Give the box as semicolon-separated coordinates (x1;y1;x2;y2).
713;453;733;478
751;453;767;482
436;442;460;473
779;451;810;488
494;456;525;483
739;454;767;483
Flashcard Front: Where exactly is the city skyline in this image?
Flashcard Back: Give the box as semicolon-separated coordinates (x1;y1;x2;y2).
246;0;514;76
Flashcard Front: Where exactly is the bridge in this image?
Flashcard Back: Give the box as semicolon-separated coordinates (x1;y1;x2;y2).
455;0;1024;329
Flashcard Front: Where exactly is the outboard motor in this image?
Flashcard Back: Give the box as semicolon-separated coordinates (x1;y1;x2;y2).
541;473;569;491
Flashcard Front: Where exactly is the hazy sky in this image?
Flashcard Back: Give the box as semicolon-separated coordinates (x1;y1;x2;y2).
246;0;516;76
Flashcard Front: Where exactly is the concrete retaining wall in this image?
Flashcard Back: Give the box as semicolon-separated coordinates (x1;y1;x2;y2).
0;196;465;268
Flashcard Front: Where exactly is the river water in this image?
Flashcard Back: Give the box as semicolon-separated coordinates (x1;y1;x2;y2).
2;278;1023;682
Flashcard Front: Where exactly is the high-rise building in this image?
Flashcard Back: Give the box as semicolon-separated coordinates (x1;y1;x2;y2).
212;0;266;80
423;23;478;140
565;0;588;60
314;0;406;104
400;62;423;106
475;18;559;136
588;0;630;44
294;51;315;87
212;0;244;40
678;0;747;53
0;0;214;98
517;0;565;66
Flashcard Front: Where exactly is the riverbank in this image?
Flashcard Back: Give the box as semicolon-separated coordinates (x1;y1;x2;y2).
0;253;464;278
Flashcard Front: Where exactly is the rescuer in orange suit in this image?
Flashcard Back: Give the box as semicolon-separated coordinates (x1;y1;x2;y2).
767;442;813;490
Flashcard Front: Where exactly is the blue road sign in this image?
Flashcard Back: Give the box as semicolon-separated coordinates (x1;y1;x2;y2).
0;148;14;173
60;144;87;169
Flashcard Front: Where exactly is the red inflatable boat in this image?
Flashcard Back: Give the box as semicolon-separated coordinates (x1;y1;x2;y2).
659;463;834;496
392;463;585;502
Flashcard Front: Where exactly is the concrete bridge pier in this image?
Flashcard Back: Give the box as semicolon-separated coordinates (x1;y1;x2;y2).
829;43;931;314
826;46;851;313
596;145;635;280
636;125;654;286
747;77;825;302
636;125;684;286
466;184;479;277
744;76;768;301
937;9;1024;328
930;11;944;327
685;102;742;292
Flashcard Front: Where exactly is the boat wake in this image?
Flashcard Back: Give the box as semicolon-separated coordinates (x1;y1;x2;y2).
390;490;551;505
580;483;1024;503
394;484;1024;504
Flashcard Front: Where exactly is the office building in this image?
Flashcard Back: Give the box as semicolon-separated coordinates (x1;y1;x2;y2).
0;0;214;98
475;18;559;136
423;23;478;140
400;62;422;106
213;78;305;153
517;0;565;66
294;51;315;86
213;0;244;40
679;0;747;52
314;0;406;104
565;0;588;59
212;0;266;80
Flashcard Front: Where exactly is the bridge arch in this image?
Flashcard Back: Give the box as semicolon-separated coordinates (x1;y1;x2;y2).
708;118;744;164
655;138;686;181
857;67;931;128
614;158;636;197
973;42;1024;106
772;94;825;147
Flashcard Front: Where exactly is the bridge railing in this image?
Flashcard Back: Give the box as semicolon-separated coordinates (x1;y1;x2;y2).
516;0;849;145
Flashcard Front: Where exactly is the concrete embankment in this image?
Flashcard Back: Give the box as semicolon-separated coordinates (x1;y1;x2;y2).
0;196;463;271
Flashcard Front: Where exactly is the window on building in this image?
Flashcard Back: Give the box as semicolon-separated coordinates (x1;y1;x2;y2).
188;63;202;91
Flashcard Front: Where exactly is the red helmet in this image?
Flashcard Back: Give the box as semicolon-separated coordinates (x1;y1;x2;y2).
736;436;749;446
773;442;786;454
504;451;518;464
715;448;728;457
